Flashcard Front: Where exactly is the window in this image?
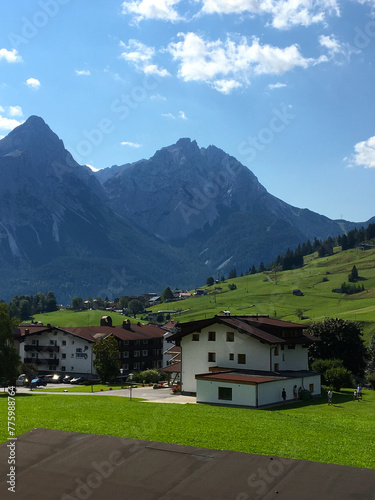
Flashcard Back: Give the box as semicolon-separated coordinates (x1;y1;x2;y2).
288;345;296;350
229;353;234;361
134;362;140;370
281;345;284;351
134;351;140;357
71;354;74;358
31;353;36;358
192;334;200;341
32;339;37;345
208;352;216;362
62;354;66;359
71;366;74;370
218;387;232;401
50;340;54;346
226;332;234;342
309;384;314;393
123;351;129;358
142;340;148;344
62;340;66;346
238;354;246;364
123;363;129;370
61;366;65;372
123;340;129;346
134;340;140;345
49;353;54;358
274;346;279;356
208;331;216;341
142;350;148;356
274;363;279;371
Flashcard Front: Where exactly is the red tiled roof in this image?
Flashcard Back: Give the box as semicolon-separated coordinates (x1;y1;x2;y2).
15;322;167;343
195;371;284;385
169;315;315;345
162;362;181;373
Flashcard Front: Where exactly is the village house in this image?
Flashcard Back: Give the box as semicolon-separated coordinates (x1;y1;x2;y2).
169;314;321;408
14;317;168;378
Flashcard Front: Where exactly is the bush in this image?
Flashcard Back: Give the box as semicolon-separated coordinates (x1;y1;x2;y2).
311;358;343;385
367;372;375;390
325;366;353;391
134;369;165;384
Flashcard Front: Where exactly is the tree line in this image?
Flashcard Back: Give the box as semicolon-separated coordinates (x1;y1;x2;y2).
5;292;58;321
244;222;375;276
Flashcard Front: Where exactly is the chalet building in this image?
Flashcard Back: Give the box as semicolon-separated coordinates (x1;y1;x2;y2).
169;314;321;408
14;318;167;377
14;324;95;376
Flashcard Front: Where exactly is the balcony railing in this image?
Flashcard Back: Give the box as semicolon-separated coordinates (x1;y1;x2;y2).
24;357;59;366
24;345;59;353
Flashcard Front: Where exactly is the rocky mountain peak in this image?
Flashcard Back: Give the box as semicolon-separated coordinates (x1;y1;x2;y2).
0;115;66;163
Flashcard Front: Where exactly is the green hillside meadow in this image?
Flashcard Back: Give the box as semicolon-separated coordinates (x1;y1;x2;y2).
27;246;375;342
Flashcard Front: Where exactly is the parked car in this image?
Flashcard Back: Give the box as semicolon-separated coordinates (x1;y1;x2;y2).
16;374;26;386
62;375;72;384
70;377;87;385
50;374;64;383
30;377;47;387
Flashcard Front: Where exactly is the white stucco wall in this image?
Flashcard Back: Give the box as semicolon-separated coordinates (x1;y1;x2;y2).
196;373;321;408
19;329;95;375
180;324;310;393
196;379;257;406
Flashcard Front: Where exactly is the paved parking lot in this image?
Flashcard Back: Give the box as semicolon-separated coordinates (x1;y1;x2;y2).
15;384;196;404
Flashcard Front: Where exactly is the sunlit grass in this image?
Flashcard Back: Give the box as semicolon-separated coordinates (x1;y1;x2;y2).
1;388;374;469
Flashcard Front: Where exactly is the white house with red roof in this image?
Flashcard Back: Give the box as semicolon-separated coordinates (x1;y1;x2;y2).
14;318;167;377
169;314;321;408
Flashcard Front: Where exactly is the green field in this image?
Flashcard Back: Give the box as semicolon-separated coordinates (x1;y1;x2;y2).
156;246;375;342
1;389;374;469
23;246;375;342
23;308;130;328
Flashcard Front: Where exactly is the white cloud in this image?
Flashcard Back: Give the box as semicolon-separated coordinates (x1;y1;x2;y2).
121;141;142;147
143;64;170;77
268;82;287;89
349;136;375;168
75;69;91;76
197;1;340;29
0;105;4;112
150;93;167;100
26;78;41;90
0;115;23;132
212;79;242;93
8;105;23;117
168;32;316;93
0;48;23;63
120;39;170;76
319;34;358;62
162;110;188;119
122;0;183;23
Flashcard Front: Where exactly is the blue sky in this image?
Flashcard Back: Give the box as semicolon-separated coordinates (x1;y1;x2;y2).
1;0;375;222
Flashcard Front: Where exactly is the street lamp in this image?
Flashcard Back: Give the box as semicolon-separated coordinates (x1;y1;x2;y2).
119;368;123;389
128;372;133;401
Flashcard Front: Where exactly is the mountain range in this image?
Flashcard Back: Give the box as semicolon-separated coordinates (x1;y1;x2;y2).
0;116;372;303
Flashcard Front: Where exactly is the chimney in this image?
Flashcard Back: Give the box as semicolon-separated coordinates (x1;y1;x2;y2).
122;320;131;330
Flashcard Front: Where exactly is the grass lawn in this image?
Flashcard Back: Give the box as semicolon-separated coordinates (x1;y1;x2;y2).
1;389;374;469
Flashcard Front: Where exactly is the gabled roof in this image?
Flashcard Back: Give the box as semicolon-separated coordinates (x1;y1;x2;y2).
169;315;316;345
15;322;167;343
14;325;96;343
